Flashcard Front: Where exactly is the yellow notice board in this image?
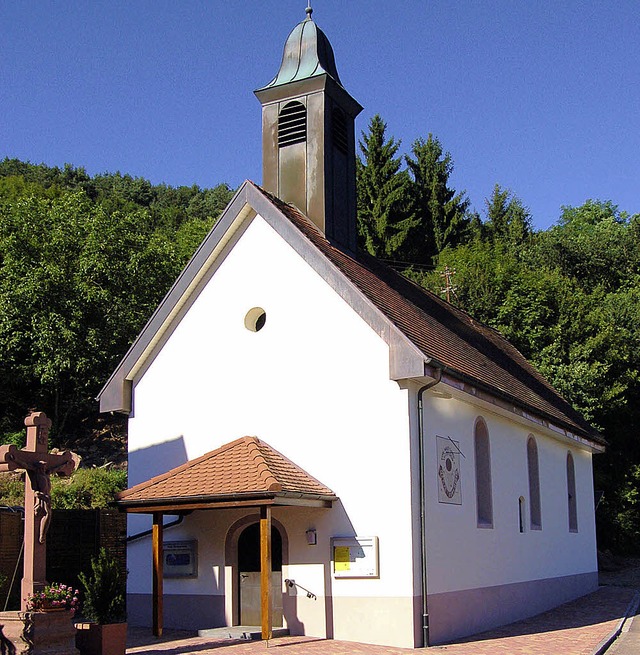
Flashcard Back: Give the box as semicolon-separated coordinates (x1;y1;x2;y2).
332;537;379;578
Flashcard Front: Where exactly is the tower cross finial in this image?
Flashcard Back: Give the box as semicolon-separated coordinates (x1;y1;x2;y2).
306;2;313;20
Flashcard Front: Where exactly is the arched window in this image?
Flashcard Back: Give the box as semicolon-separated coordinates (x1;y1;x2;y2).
278;101;307;147
474;418;493;528
567;452;578;532
527;436;542;530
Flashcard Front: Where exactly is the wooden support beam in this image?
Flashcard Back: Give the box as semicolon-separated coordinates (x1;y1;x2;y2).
123;498;274;513
260;505;272;641
152;512;164;637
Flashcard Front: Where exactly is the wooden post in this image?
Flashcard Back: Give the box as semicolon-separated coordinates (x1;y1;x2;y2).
260;505;272;640
152;513;164;637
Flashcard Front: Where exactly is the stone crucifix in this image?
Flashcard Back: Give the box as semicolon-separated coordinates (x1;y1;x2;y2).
0;411;79;610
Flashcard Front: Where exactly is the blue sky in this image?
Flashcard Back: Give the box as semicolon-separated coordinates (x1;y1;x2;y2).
2;1;638;229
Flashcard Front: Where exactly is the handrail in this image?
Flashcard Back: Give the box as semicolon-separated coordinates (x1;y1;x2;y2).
284;578;317;600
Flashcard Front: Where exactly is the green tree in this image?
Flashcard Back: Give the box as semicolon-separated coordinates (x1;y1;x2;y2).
405;134;472;264
482;184;532;247
418;199;640;553
0;190;179;438
534;200;639;292
417;240;519;322
187;183;234;222
0;161;234;443
356;115;416;259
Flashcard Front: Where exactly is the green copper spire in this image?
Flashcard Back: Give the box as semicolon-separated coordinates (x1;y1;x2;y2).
255;7;362;252
257;6;343;90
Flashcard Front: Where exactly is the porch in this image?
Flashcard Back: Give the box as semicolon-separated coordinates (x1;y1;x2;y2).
116;436;337;640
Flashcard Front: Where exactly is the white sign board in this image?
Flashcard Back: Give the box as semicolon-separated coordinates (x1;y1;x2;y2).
163;540;198;578
332;536;379;578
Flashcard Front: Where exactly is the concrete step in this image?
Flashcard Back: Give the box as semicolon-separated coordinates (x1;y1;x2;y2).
197;625;290;640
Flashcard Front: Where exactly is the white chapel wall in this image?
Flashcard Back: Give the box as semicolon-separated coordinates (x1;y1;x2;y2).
125;214;418;646
421;391;597;626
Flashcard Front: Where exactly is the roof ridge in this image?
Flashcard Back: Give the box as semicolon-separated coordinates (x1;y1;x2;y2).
359;250;505;335
249;184;601;444
253;438;334;494
243;436;283;492
358;252;558;382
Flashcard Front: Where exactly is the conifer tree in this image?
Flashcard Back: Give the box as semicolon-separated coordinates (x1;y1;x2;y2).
483;184;532;247
405;135;471;264
356;115;416;259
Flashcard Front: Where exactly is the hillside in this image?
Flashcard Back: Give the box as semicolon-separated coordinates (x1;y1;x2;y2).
0;157;638;553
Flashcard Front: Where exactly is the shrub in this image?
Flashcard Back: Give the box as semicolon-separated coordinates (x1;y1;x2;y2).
79;548;126;623
0;430;26;449
50;467;127;509
0;466;126;509
0;472;24;507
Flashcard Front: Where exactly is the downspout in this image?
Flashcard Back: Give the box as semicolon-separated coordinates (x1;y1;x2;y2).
417;367;443;648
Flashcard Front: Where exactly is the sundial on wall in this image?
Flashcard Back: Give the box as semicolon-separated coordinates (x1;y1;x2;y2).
437;436;462;505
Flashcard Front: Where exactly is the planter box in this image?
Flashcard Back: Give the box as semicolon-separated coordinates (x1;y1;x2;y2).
75;622;127;655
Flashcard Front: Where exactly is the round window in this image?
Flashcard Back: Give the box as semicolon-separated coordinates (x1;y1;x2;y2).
244;307;267;332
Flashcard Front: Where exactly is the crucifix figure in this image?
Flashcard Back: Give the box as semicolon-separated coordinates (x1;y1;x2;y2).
0;411;80;610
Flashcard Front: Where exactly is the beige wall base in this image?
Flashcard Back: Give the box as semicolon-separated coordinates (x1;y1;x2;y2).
127;593;225;630
282;592;327;638
331;596;417;649
127;572;598;648
427;571;598;645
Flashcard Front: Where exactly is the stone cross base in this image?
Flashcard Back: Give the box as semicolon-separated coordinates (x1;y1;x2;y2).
0;610;79;655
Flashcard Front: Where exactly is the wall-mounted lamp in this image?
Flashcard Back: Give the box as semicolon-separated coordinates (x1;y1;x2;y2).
305;528;317;546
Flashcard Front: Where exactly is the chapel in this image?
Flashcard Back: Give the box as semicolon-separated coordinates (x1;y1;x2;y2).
100;7;603;648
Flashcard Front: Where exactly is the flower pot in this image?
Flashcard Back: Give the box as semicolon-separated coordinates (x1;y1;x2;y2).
75;622;127;655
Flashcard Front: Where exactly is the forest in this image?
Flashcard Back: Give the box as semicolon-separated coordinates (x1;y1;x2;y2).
0;115;638;553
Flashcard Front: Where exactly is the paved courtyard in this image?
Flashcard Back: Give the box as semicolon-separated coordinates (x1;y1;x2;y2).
126;585;638;655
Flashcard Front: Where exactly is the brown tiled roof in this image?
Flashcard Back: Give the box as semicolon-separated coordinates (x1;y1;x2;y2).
116;436;337;508
250;183;603;446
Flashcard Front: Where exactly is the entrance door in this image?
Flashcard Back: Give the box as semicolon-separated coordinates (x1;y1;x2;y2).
238;523;283;627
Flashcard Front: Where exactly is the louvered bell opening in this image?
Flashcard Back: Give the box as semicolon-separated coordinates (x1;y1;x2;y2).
332;107;348;154
278;101;307;148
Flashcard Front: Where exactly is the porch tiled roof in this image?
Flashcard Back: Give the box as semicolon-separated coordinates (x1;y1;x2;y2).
251;184;603;446
117;436;337;507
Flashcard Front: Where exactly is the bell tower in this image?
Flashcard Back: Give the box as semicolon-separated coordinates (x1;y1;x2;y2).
255;6;362;252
